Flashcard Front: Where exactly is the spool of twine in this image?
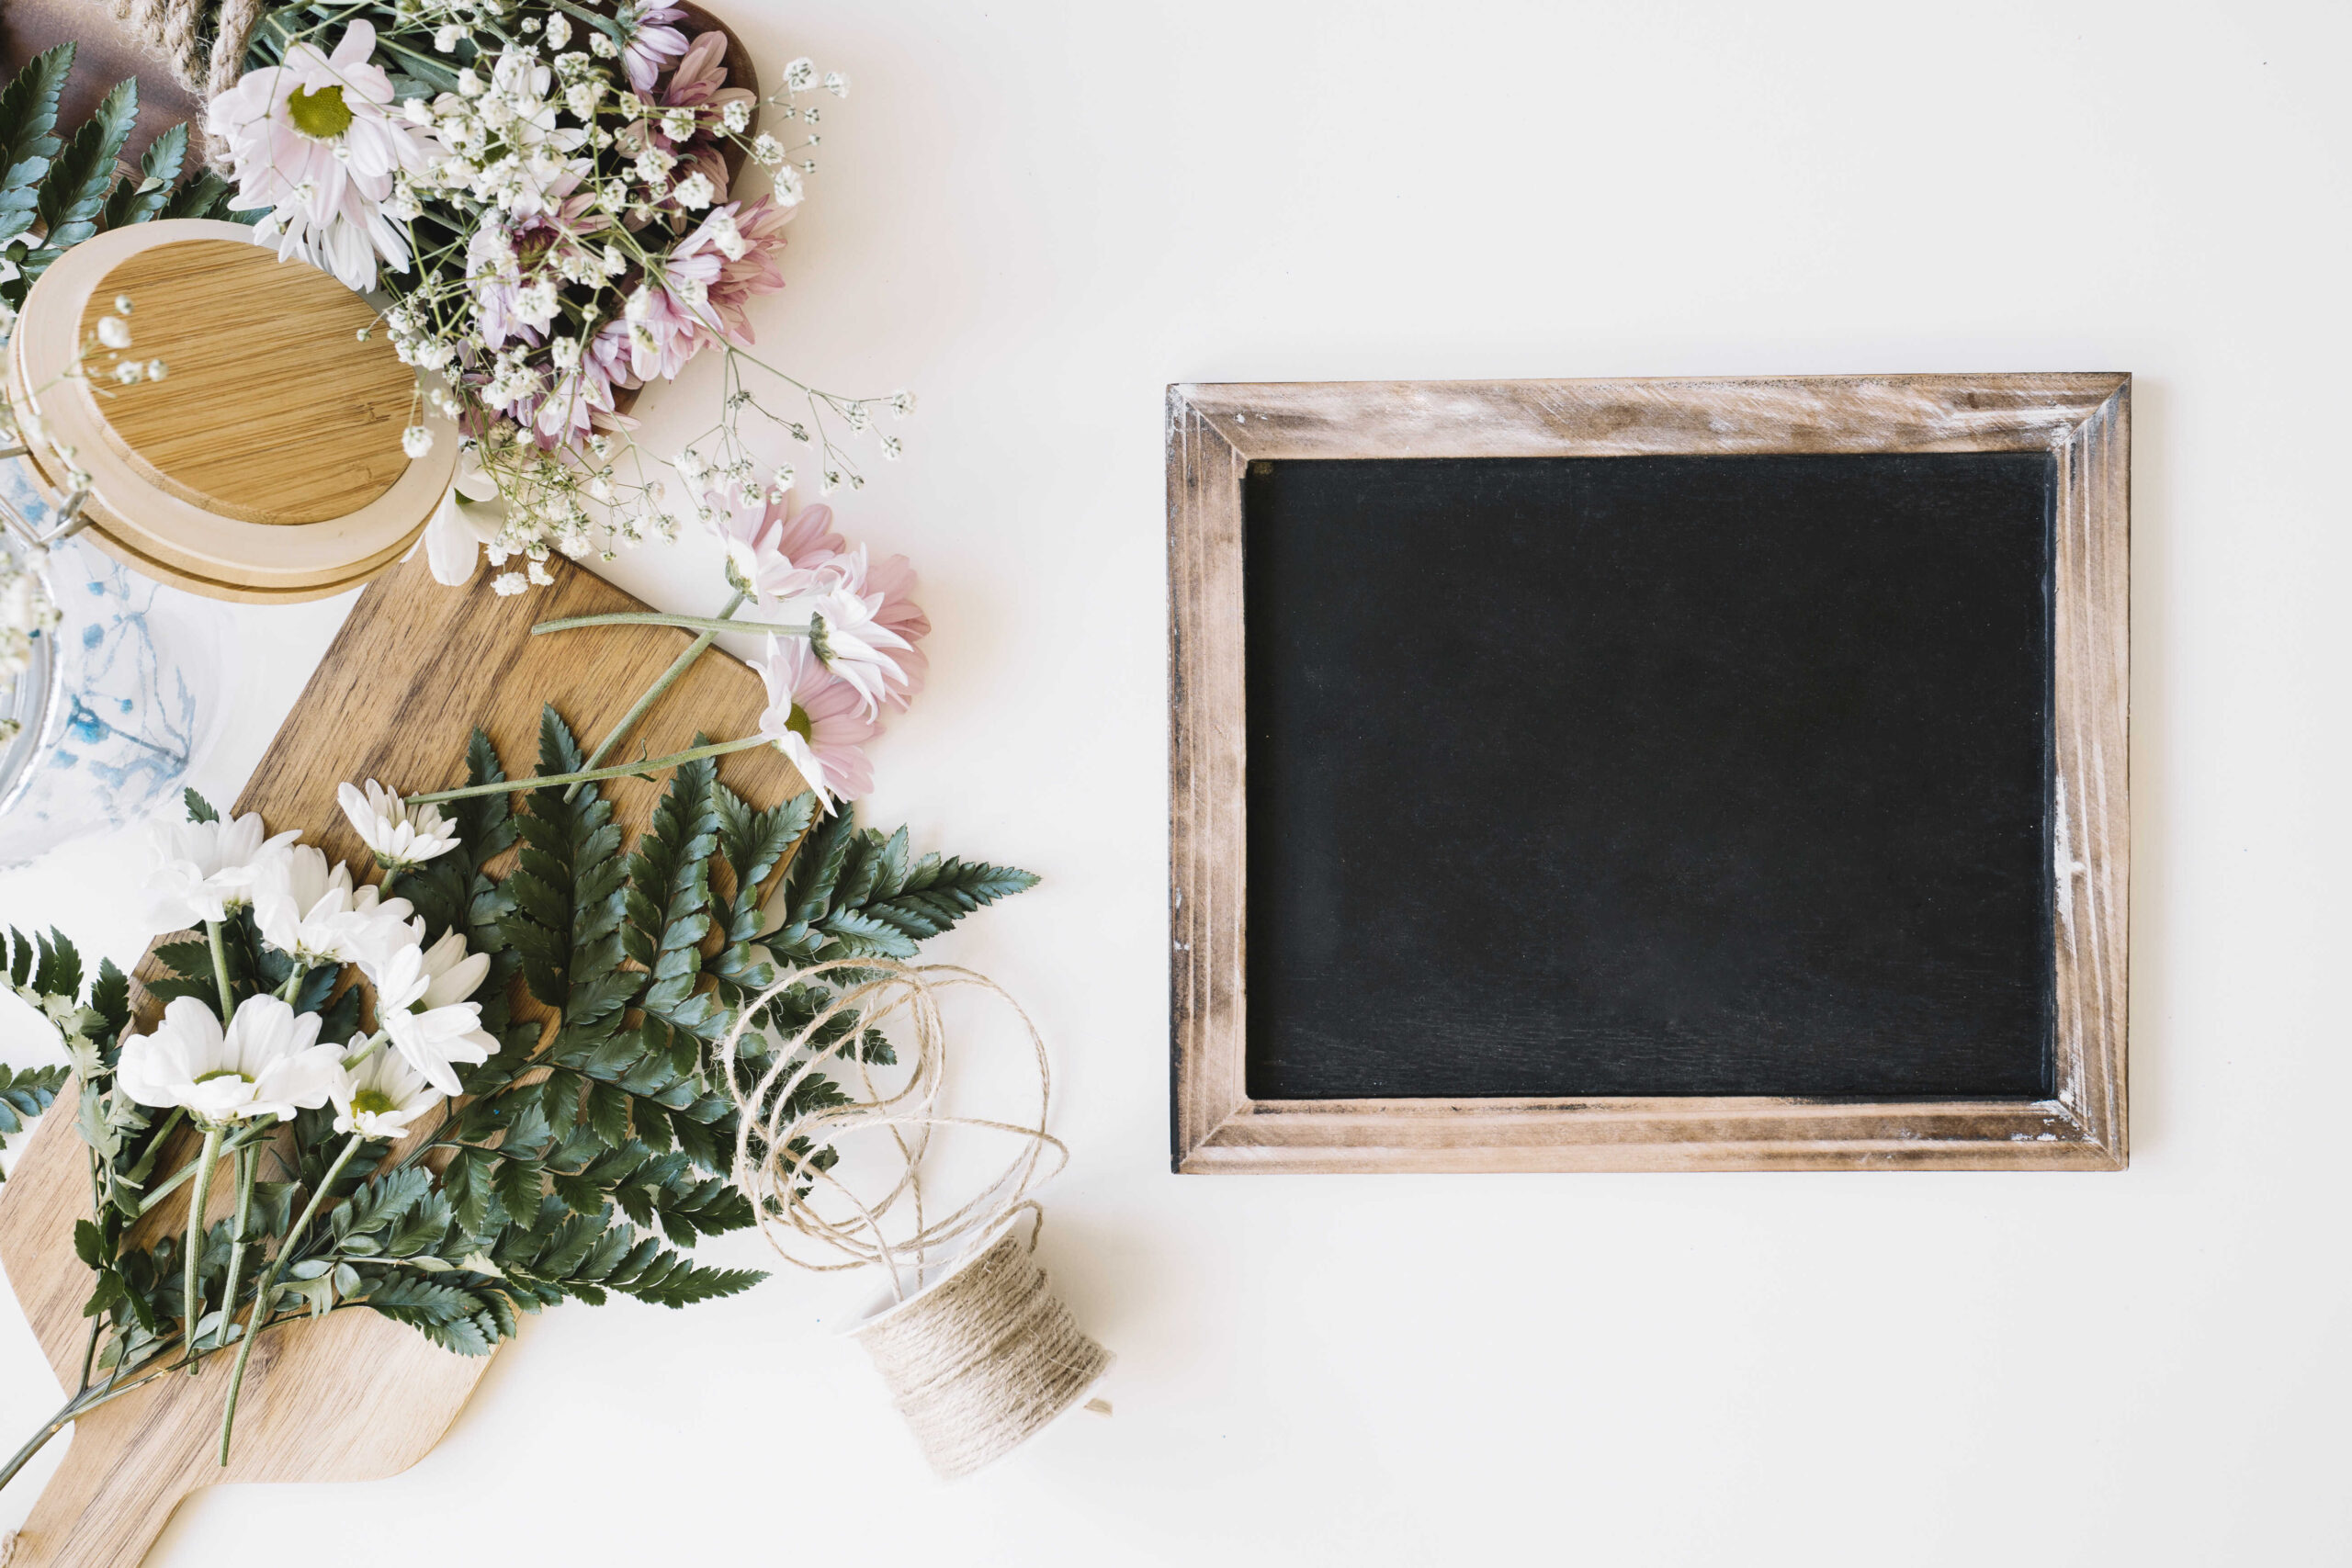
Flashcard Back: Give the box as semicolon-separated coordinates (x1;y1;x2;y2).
718;960;1110;1479
849;1210;1111;1480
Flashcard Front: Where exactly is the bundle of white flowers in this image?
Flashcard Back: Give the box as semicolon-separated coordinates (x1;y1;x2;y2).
205;1;906;597
0;709;1034;1495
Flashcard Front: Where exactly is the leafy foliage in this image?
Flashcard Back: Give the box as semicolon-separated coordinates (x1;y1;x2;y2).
1;926;95;1184
0;45;71;247
0;43;249;311
23;708;1035;1463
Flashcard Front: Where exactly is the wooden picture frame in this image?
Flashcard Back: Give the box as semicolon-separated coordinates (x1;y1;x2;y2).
1167;375;2130;1173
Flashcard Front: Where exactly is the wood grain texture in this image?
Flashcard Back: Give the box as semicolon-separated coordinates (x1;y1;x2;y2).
1167;374;2132;1175
1166;390;1248;1172
0;550;805;1567
82;240;413;525
1172;374;2126;460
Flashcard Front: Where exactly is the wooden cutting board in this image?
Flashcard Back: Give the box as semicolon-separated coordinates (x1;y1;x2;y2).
0;551;801;1566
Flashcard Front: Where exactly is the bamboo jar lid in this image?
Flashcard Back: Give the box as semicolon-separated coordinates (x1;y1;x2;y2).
7;220;458;602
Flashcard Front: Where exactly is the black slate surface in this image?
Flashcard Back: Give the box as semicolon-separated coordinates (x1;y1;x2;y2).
1241;453;2056;1100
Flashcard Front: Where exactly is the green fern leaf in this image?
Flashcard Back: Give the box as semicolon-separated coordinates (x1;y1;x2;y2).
617;1250;764;1308
32;928;82;1000
0;1063;66;1138
89;959;129;1042
102;119;185;230
0;43;73;242
157;168;236;220
27;76;137;278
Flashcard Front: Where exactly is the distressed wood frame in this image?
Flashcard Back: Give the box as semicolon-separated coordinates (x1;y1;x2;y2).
1168;375;2131;1173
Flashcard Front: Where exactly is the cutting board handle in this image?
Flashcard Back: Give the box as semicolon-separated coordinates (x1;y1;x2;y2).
9;1393;196;1568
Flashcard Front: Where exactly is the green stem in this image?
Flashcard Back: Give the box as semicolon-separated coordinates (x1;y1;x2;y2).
134;1120;257;1217
277;964;307;1003
181;1125;222;1371
205;920;234;1021
568;590;748;803
213;1146;259;1353
404;734;775;807
3;1295;366;1492
531;611;808;639
217;1135;361;1467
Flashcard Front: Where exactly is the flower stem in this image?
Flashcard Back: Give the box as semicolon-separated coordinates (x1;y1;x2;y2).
567;590;748;803
134;1119;254;1216
213;1146;259;1354
0;1352;197;1488
217;1135;361;1467
277;964;307;1003
205;919;234;1020
403;734;775;807
182;1124;222;1372
531;610;807;639
3;1292;364;1490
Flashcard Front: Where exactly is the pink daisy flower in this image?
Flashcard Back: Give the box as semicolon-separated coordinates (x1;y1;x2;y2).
804;574;918;717
756;636;877;810
657;33;757;203
701;196;795;345
620;4;691;94
706;493;845;603
827;545;930;706
465;192;610;352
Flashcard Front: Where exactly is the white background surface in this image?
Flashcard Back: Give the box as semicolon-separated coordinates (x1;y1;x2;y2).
3;0;2349;1562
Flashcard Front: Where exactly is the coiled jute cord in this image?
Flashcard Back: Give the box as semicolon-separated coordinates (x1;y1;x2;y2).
110;0;266;164
717;959;1110;1479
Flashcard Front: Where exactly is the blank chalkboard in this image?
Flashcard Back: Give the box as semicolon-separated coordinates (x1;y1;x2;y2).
1241;452;2056;1102
1169;374;2131;1172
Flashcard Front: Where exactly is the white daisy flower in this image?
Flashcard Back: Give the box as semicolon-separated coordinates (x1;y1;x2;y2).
363;935;497;1095
331;1035;444;1137
116;995;342;1125
204;20;445;292
337;780;461;872
146;811;301;931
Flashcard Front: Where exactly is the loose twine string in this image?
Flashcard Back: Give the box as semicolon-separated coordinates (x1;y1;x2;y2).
715;959;1110;1478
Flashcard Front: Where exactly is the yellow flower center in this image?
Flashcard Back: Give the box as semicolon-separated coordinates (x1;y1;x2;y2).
287;84;355;141
350;1089;400;1116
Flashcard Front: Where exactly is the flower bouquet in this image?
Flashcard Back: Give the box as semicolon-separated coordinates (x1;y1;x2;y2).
200;0;905;599
0;712;1035;1491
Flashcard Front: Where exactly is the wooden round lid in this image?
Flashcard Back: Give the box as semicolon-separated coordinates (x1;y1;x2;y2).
8;219;458;598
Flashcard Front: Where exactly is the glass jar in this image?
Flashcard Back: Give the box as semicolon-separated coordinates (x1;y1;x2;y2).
0;459;232;868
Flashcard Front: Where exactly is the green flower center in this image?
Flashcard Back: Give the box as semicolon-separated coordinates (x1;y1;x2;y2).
287;84;354;141
191;1068;252;1085
785;705;813;742
349;1089;400;1116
